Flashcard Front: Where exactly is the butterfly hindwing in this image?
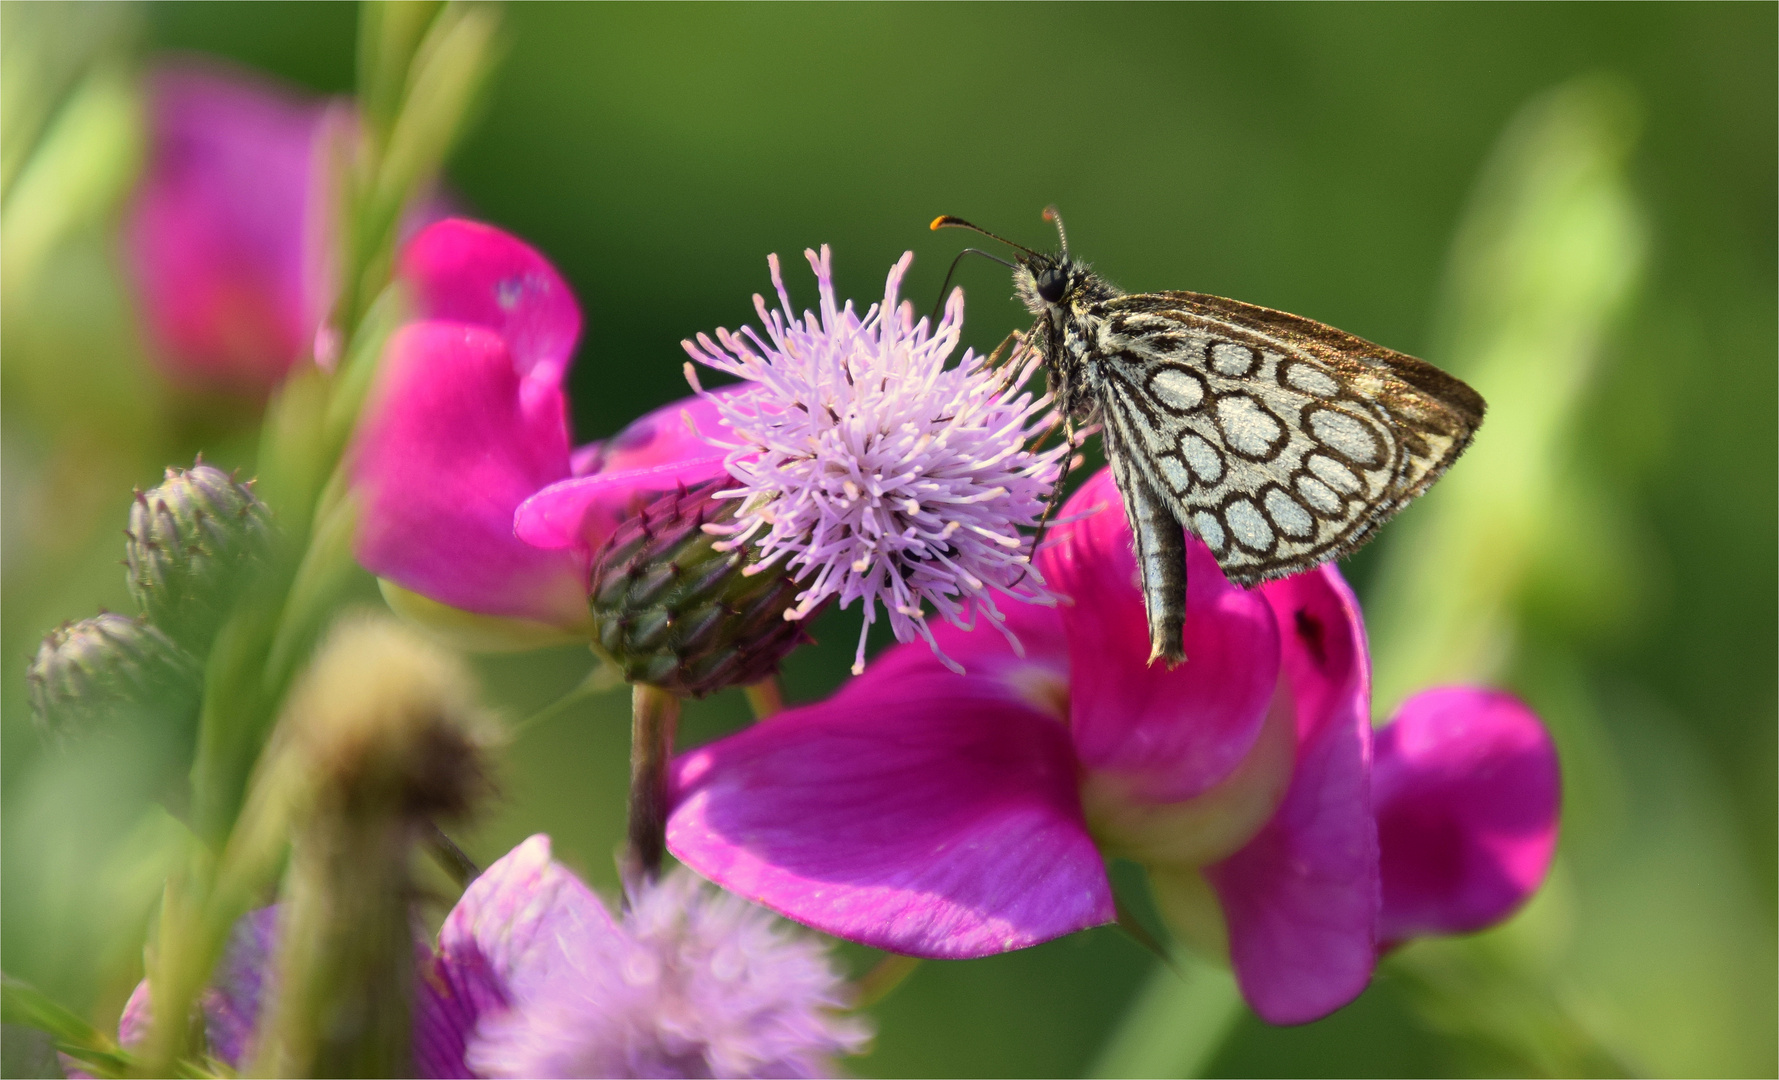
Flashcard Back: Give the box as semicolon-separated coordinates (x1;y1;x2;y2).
1086;290;1484;586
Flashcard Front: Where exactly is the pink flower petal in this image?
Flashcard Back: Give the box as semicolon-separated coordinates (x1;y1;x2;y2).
840;578;1070;705
515;457;731;554
577;392;739;476
1041;469;1278;802
517;392;744;553
127;63;335;395
1373;687;1560;944
398;219;582;389
1205;566;1378;1025
437;835;620;1008
350;322;587;629
667;675;1112;958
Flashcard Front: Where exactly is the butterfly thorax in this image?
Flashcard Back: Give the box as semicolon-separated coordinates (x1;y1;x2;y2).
1013;254;1123;422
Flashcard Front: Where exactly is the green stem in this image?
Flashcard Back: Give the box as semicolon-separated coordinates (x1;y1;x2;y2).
851;953;921;1009
624;684;682;886
743;675;784;720
1088;956;1244;1079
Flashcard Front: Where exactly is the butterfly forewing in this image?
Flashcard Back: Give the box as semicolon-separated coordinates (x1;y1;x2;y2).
1088;291;1483;586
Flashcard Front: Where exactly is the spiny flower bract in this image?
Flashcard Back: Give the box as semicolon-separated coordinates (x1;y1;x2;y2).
683;246;1064;673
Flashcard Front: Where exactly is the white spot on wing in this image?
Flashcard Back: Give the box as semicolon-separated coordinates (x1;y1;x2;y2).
1216;395;1285;458
1149;368;1205;412
1308;453;1362;495
1308;408;1383;465
1225;499;1274;552
1181;432;1224;485
1210;342;1256;377
1296;474;1342;514
1264;488;1314;537
1192;511;1226;553
1285;362;1340;397
1158;453;1192;492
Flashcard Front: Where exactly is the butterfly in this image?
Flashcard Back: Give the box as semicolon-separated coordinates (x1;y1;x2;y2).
933;207;1485;665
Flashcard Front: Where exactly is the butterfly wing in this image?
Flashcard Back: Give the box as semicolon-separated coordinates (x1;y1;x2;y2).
1088;290;1484;586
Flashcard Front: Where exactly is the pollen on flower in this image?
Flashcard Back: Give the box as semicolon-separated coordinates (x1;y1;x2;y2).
682;246;1065;673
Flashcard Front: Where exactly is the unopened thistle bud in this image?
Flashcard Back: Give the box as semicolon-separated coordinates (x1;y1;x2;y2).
125;461;275;655
251;614;497;1078
590;481;810;698
25;612;201;744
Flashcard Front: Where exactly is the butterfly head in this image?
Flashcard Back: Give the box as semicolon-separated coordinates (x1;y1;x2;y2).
1012;252;1090;326
931;207;1108;328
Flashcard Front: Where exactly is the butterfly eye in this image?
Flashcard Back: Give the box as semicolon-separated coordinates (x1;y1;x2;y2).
1036;269;1068;303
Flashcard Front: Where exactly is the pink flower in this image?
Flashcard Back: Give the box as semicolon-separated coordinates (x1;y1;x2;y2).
349;219;731;635
666;468;1560;1024
126;62;344;396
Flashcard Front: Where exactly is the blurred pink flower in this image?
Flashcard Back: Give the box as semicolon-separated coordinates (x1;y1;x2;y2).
126;62;343;396
444;836;868;1079
349;219;731;633
99;838;864;1078
667;467;1560;1024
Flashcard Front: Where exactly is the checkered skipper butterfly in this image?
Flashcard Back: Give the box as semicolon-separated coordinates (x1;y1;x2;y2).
933;208;1485;664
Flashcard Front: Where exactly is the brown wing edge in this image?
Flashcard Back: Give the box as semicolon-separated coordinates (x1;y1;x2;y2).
1115;291;1487;427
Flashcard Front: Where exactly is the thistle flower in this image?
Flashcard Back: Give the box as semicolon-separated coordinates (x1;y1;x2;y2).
683;247;1065;674
98;837;867;1079
459;837;871;1079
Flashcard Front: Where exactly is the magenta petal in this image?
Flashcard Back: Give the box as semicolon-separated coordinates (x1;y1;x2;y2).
398;219;582;388
667;680;1112;958
578;392;740;476
1041;469;1277;802
523;392;741;550
351;322;587;628
127;63;333;394
515;457;730;553
1206;566;1378;1025
1374;688;1560;944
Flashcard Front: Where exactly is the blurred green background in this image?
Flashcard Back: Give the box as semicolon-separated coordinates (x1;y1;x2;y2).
3;3;1773;1077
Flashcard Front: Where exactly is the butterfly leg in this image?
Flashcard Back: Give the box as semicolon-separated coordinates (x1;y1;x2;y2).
1107;435;1187;666
1006;414;1076;591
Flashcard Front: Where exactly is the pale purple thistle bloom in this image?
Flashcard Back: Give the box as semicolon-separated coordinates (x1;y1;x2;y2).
93;837;865;1078
683;246;1066;674
464;839;871;1079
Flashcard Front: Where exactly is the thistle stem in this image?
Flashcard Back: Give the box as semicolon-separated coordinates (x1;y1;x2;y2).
625;683;682;885
743;675;784;720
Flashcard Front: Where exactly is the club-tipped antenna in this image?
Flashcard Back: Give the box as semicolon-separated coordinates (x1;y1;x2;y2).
930;247;1018;322
930;214;1041;259
1042;205;1070;258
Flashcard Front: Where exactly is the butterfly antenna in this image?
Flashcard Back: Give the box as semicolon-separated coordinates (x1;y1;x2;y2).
1042;205;1070;258
930;247;1018;322
930;215;1041;259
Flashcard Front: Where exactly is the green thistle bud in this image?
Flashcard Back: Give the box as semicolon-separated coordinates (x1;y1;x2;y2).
125;461;275;655
26;612;202;744
590;481;811;698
